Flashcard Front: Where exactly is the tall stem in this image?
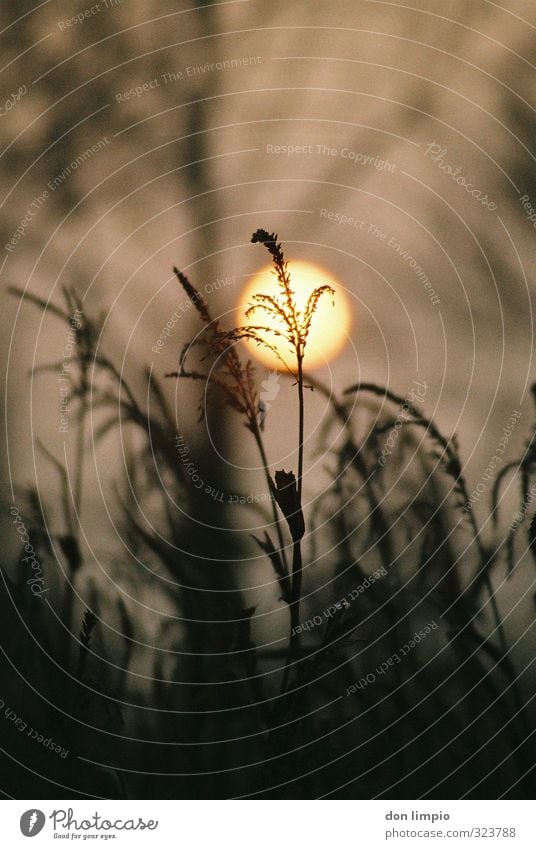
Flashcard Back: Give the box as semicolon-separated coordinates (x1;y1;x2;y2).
282;354;305;693
251;422;289;575
291;350;305;612
290;541;303;640
297;355;304;502
293;354;305;620
281;538;302;695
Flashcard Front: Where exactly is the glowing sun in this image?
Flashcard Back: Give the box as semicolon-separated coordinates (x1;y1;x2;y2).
237;261;352;370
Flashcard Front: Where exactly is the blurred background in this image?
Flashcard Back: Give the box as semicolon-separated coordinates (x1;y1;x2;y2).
1;0;535;799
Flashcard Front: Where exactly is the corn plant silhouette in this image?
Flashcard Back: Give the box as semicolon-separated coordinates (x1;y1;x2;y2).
167;228;334;683
9;231;536;798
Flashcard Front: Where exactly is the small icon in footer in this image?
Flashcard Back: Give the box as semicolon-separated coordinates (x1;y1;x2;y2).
20;810;46;837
